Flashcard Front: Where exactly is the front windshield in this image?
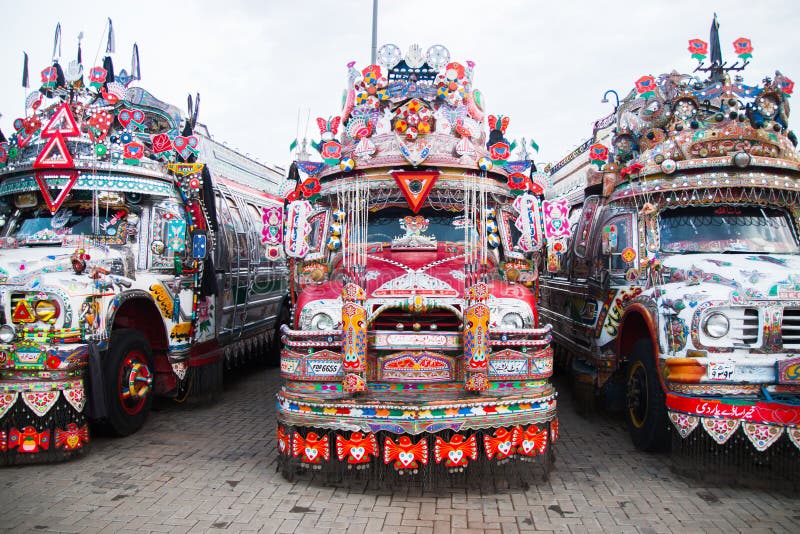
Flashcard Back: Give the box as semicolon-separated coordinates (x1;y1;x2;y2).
368;207;476;244
6;205;129;243
660;206;800;253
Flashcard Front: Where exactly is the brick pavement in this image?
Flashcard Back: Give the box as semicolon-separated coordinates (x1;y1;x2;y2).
1;366;799;533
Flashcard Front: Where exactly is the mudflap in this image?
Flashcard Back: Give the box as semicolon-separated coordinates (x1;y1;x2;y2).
85;341;108;421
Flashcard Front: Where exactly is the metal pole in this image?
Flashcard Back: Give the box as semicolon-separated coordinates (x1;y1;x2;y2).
370;0;378;64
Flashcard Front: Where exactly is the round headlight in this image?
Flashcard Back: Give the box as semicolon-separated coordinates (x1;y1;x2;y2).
0;324;15;343
702;312;729;339
34;300;60;323
500;312;524;329
310;313;334;331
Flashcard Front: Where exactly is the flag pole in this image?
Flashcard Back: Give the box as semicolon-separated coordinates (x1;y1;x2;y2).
370;0;378;64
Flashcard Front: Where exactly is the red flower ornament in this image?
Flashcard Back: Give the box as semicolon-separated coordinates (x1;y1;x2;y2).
688;39;708;61
733;37;753;60
635;75;656;99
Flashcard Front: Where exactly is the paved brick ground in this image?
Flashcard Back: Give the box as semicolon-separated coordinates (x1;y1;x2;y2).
1;366;799;533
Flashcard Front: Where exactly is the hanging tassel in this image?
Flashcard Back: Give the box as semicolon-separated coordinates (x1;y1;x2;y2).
102;55;114;83
106;18;115;54
52;22;62;62
22;51;29;88
192;93;200;129
77;32;83;64
131;43;140;80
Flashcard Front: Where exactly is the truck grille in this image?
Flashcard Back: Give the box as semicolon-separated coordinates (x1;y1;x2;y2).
730;307;760;345
371;309;461;332
781;308;800;349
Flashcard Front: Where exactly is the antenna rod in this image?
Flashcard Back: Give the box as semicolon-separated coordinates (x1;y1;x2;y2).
370;0;378;64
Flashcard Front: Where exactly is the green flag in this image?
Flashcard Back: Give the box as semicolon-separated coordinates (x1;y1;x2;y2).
530;139;540;152
289;138;298;152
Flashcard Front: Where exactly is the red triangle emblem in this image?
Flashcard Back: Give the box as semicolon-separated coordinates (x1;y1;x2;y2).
40;103;80;138
34;171;79;213
33;134;74;169
12;300;35;323
390;171;441;214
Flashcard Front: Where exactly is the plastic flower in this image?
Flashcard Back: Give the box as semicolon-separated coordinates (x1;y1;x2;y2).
733;37;753;60
300;177;321;199
688;39;708;61
778;76;794;97
635;75;656;99
589;143;609;168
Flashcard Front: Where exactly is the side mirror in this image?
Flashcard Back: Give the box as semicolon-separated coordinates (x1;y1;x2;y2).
602;224;618;255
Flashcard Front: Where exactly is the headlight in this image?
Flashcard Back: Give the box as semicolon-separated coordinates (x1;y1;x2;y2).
310;312;334;331
702;312;729;339
34;300;60;323
0;324;15;343
500;312;524;329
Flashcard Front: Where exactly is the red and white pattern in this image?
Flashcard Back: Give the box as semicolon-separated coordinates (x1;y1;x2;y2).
63;385;86;412
483;427;520;460
517;424;548;457
0;392;18;419
701;418;740;445
336;432;378;464
742;422;784;452
22;391;59;417
292;431;330;464
433;434;478;468
384;436;428;471
669;411;700;438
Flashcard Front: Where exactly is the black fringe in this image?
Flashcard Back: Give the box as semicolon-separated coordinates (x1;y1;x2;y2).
277;423;554;489
0;394;88;466
669;425;800;492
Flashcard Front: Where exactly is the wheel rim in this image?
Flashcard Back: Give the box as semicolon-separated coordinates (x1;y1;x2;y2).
627;360;648;429
118;350;153;415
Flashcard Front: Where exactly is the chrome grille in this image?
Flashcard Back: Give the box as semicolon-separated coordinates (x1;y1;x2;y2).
781;308;800;349
728;307;759;345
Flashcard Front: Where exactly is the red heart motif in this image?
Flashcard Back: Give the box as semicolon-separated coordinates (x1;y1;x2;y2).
118;109;133;129
131;110;145;125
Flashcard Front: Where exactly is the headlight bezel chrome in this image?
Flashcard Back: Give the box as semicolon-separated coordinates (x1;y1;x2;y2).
702;312;730;339
310;312;335;331
0;324;16;343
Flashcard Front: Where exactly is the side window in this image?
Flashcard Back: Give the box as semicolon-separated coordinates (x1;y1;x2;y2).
225;195;250;263
574;196;600;258
604;213;637;273
216;192;240;260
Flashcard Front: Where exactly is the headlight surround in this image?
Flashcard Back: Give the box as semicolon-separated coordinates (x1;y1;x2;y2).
34;300;60;323
500;312;524;329
0;324;15;343
310;312;334;331
702;312;729;339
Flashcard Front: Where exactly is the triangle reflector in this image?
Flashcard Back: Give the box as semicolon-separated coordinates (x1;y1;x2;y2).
40;103;80;138
12;300;35;323
34;171;79;213
390;171;441;214
34;134;74;170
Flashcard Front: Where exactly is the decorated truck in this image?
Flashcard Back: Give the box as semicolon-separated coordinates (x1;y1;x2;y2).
540;20;800;460
0;25;287;464
275;44;558;480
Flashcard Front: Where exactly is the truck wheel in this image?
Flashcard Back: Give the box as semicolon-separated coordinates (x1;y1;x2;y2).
625;339;670;452
268;305;290;366
104;329;154;436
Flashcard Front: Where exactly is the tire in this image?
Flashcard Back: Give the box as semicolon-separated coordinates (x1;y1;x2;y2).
103;329;154;436
267;304;291;367
625;339;670;452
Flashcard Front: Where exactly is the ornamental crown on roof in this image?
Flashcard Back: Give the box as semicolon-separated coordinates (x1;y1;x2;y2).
587;17;797;191
297;44;534;183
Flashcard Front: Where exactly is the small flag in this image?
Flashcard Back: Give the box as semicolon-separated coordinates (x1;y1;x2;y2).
530;139;540;152
289;138;298;152
106;18;115;54
131;43;140;80
22;52;29;88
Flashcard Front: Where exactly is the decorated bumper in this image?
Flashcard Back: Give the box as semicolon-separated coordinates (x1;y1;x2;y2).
0;333;89;464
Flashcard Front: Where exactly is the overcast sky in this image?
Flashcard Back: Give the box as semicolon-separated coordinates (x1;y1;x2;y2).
1;0;798;173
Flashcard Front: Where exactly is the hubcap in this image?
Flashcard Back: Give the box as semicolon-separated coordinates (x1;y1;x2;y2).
118;351;153;415
627;361;648;429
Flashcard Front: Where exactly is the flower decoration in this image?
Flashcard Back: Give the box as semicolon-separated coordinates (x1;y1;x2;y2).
507;172;531;195
619;162;644;180
87;109;113;142
635;75;656;99
300;177;322;200
589;143;609;169
435;62;468;105
777;75;794;97
88;66;107;90
733;37;753;60
41;67;58;89
393;98;434;140
286;190;299;202
688;39;708;62
151;133;173;157
316;116;341;142
355;64;388;109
